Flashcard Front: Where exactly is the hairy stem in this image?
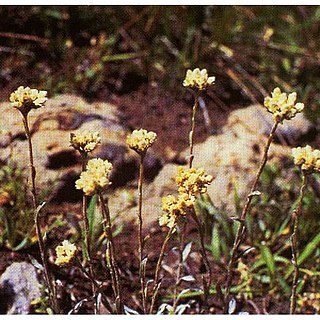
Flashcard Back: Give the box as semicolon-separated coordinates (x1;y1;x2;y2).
191;209;212;313
188;91;212;311
173;221;186;311
22;114;59;313
35;203;60;313
290;171;307;314
80;154;96;312
224;121;279;313
22;115;37;208
99;194;123;314
81;155;91;262
149;227;174;314
138;154;147;313
188;92;200;169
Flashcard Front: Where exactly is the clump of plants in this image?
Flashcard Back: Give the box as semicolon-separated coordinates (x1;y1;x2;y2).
0;164;34;250
2;69;319;315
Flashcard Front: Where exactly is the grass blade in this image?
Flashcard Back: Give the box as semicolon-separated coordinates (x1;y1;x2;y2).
285;231;320;279
259;244;276;276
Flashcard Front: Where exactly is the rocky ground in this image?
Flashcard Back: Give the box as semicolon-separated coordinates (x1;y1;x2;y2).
0;92;316;314
0;93;313;224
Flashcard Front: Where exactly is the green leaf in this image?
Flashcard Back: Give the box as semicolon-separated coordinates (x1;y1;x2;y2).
211;224;221;261
182;242;192;262
12;237;30;251
275;216;291;238
44;9;64;20
259;245;276;276
3;210;16;248
285;231;320;279
296;279;305;294
112;224;123;238
250;254;290;276
102;52;146;62
277;275;291;295
87;195;103;253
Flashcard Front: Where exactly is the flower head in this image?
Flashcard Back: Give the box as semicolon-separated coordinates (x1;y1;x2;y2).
70;130;101;154
292;145;320;173
75;158;113;196
9;86;47;115
183;68;215;91
176;167;213;200
264;87;304;123
297;292;320;313
55;240;77;266
159;193;194;230
127;129;157;155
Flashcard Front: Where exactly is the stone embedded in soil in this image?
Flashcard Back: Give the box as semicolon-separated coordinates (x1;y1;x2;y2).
0;262;41;314
226;104;314;144
0;95;163;204
126;104;312;225
0;97;313;225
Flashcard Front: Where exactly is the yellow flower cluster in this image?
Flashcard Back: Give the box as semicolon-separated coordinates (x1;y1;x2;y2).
159;193;194;229
70;130;101;154
55;240;77;266
183;68;215;91
176;167;213;200
159;167;213;229
264;87;304;123
292;145;320;172
126;129;157;155
75;158;113;196
9;86;47;113
297;292;320;313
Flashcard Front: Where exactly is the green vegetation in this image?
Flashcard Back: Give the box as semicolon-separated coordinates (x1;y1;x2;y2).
2;6;320;120
0;6;319;315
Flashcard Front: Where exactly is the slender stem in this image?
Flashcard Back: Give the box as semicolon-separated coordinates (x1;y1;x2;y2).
191;209;212;313
137;154;147;313
149;227;174;314
173;90;199;311
35;203;60;314
173;221;186;311
290;171;307;314
99;194;123;314
188;91;213;312
188;92;200;169
22;114;59;313
22;114;37;208
80;154;96;312
81;155;91;262
224;121;279;313
75;256;114;314
82;194;91;259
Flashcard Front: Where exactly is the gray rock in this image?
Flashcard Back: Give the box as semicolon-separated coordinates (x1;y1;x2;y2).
225;104;314;144
0;95;163;205
0;262;42;314
125;104;299;225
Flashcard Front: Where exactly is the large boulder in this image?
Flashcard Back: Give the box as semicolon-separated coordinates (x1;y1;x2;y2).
225;104;314;144
0;99;312;225
0;95;163;203
0;262;41;314
127;105;313;225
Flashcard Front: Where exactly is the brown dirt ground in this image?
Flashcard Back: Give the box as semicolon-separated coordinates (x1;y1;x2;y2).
110;84;232;161
0;87;311;315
